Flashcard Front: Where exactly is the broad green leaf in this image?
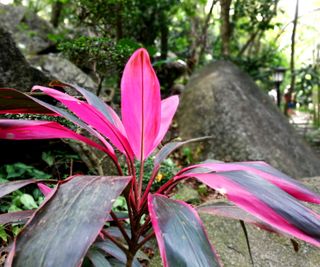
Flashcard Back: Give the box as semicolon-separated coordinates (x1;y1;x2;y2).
0;225;8;242
7;175;130;267
19;194;38;209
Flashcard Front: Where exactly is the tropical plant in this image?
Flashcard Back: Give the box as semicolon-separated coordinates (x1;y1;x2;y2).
1;48;320;266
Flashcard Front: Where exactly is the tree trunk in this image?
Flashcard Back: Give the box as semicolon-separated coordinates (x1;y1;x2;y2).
115;2;123;40
290;0;299;93
219;0;232;58
198;0;217;63
50;1;63;28
160;11;169;60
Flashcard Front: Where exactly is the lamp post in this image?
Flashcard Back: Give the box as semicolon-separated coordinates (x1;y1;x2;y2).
272;67;286;107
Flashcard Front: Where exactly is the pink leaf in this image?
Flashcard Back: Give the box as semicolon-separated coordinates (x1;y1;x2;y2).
32;86;133;159
121;48;161;160
151;95;179;152
0;120;112;155
37;183;52;197
181;161;320;204
180;170;320;247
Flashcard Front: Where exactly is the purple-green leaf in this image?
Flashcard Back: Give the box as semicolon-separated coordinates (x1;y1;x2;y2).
182;170;320;247
6;175;131;267
154;136;211;170
197;201;277;233
0;179;54;199
0;210;34;225
148;194;221;267
94;240;141;267
87;249;112;267
0;88;53;114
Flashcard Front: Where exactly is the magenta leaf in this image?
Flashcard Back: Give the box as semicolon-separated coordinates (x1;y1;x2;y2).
32;85;134;159
182;170;320;247
121;48;161;160
0;119;112;155
53;82;127;135
151;96;179;152
148;194;221;267
6;175;131;267
28;95;116;158
0;88;54;114
183;161;320;204
0;210;34;225
37;183;52;196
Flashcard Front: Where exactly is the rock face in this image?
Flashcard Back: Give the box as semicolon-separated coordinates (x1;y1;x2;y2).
177;61;320;178
29;55;98;93
150;177;320;267
0;27;50;91
0;3;54;54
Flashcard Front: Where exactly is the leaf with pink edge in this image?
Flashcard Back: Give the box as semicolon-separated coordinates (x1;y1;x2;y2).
148;194;221;267
32;86;133;159
0;179;54;199
51;82;127;135
197;201;277;233
6;175;131;267
181;170;320;247
0;88;53;114
183;161;320;204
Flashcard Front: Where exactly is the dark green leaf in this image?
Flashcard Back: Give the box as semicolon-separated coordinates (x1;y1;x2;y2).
87;249;112;267
148;194;221;267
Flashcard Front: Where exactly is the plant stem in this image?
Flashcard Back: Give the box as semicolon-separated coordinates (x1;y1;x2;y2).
110;211;131;244
137;231;155;250
137;159;145;206
139;167;159;210
101;229;127;253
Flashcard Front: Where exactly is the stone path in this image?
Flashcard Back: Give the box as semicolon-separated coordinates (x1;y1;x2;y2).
290;110;320;155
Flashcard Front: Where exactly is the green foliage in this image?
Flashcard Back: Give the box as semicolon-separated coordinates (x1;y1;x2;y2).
0;113;77;130
295;65;320;106
0;163;50;181
59;36;140;75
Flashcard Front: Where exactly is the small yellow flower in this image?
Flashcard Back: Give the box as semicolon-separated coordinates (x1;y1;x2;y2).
156;173;164;182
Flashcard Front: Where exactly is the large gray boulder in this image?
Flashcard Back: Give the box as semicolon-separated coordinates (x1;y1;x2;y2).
29;55;98;93
0;3;54;55
0;27;50;91
177;61;320;178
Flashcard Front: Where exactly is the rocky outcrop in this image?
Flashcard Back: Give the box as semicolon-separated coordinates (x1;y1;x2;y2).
29;55;98;93
0;3;54;55
177;61;320;178
0;27;50;91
